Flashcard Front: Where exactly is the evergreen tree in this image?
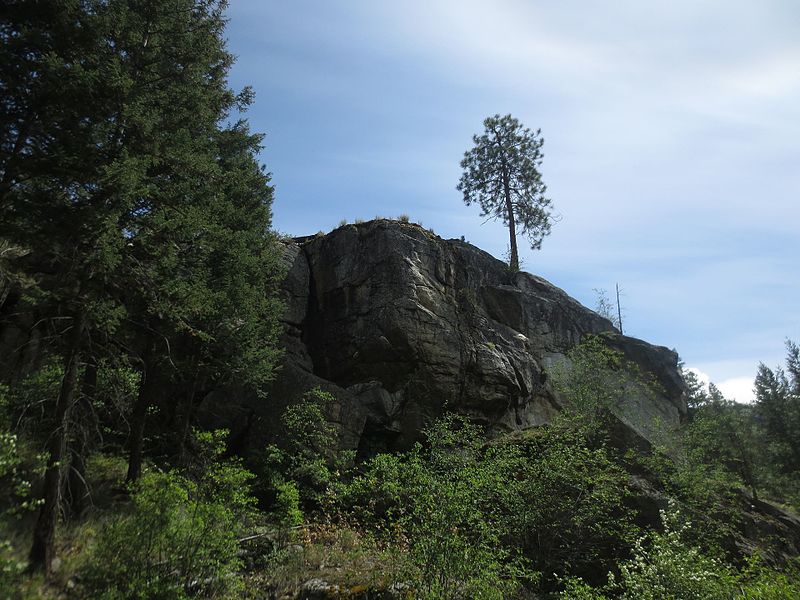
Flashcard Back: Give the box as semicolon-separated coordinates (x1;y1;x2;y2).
457;114;553;271
1;0;283;571
1;1;142;571
754;340;800;474
683;384;761;500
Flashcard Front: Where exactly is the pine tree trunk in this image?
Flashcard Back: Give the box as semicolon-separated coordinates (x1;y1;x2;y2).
176;385;197;467
126;339;156;483
502;170;519;271
67;361;97;517
29;309;86;573
176;360;204;467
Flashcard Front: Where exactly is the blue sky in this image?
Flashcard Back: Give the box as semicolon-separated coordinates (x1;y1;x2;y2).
224;1;799;402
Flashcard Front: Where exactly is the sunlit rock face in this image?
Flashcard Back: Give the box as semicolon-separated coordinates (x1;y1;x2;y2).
260;219;686;454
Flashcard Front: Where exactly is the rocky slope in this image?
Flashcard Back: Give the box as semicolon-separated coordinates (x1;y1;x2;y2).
252;219;687;454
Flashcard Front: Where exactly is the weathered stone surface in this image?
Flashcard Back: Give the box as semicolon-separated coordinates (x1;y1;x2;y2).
265;220;688;453
299;578;340;599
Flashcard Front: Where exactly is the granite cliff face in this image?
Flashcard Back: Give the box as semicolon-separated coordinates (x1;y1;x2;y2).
260;219;687;454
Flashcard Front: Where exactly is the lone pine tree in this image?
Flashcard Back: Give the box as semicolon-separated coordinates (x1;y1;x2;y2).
458;114;553;272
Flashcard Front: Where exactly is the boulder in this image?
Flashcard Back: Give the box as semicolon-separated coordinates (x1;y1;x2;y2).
261;220;687;454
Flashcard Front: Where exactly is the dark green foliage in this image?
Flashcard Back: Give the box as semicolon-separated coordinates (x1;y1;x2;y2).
683;385;760;496
406;417;530;599
755;341;800;493
339;415;528;599
81;431;255;599
503;425;637;587
663;345;800;519
457;114;553;271
560;504;800;600
0;429;36;591
638;356;800;561
261;388;343;512
609;505;739;600
550;334;661;446
0;360;63;441
0;0;283;569
337;413;635;597
1;385;44;592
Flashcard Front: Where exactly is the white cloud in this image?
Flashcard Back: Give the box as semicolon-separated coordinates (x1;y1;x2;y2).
685;368;756;404
687;367;711;389
716;377;756;404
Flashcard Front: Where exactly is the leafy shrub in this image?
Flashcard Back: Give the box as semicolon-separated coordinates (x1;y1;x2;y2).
0;431;28;594
737;558;800;599
550;334;661;445
610;506;739;600
335;452;411;528
1;395;44;593
272;480;303;529
505;425;637;588
0;430;41;515
81;432;255;599
0;361;63;441
337;412;642;597
261;388;341;512
339;415;529;599
559;503;792;600
0;537;25;598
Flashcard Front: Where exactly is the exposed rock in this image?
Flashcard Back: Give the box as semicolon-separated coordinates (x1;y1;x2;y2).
260;219;687;453
299;578;341;599
739;495;800;563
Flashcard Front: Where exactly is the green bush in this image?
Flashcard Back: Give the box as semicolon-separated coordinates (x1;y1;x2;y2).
338;415;529;599
559;504;741;599
610;509;738;600
260;388;341;512
1;404;43;594
0;537;25;599
335;452;411;528
273;480;303;529
737;560;800;599
0;361;63;441
549;334;661;446
505;425;637;588
81;433;255;599
0;443;28;596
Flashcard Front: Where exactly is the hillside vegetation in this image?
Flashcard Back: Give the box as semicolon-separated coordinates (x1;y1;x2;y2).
2;336;800;598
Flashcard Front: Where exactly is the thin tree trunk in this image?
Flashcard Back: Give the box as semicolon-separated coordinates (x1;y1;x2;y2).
0;288;21;378
67;361;97;517
176;383;198;468
502;169;519;271
29;308;86;573
126;338;156;483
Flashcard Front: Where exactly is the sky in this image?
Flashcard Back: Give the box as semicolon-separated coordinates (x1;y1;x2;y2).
224;1;799;403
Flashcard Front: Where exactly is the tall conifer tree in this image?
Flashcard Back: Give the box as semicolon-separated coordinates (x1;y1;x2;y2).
1;0;282;571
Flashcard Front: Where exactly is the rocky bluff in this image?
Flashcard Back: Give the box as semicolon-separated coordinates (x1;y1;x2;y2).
248;219;687;454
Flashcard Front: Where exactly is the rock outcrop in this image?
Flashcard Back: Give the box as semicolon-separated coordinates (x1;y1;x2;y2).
260;219;687;454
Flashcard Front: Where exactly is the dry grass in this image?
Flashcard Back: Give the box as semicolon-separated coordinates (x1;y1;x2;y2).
245;523;412;599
